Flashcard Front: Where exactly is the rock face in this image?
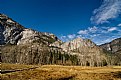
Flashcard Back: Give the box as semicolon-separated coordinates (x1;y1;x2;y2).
60;38;96;52
100;38;121;53
0;14;59;45
56;38;108;66
100;38;121;65
0;14;24;45
0;14;77;65
1;14;120;66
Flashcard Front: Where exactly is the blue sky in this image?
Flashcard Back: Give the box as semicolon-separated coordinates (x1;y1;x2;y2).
0;0;121;45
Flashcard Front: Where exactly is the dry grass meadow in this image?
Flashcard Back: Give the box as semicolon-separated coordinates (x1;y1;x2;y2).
0;63;121;80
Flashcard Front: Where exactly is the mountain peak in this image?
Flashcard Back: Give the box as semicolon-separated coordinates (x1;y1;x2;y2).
100;38;121;53
60;37;96;53
0;13;24;29
1;14;121;66
0;14;59;45
0;13;8;17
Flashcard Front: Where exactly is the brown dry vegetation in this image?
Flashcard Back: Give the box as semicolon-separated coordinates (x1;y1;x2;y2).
0;63;121;80
1;63;38;70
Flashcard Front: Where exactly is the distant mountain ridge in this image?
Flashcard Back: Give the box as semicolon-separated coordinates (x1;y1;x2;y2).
100;38;121;54
0;14;59;45
0;14;121;66
59;38;108;66
100;38;121;65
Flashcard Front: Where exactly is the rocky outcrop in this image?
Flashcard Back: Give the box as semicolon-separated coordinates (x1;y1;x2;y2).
60;38;96;52
100;38;121;53
1;14;120;66
0;14;78;65
100;38;121;65
55;38;108;66
0;14;60;45
49;40;63;48
0;14;24;44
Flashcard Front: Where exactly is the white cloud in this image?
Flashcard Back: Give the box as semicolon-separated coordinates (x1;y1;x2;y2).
95;38;112;45
108;27;117;32
67;34;76;39
78;30;88;34
76;35;82;38
61;36;66;39
88;26;98;33
60;25;121;45
78;26;98;35
60;34;76;42
96;36;120;45
90;34;101;38
91;0;121;24
118;23;121;26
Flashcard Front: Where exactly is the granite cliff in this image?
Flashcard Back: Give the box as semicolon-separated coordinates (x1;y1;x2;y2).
0;14;59;45
0;14;77;65
100;38;121;54
50;38;108;66
100;38;121;65
0;14;120;66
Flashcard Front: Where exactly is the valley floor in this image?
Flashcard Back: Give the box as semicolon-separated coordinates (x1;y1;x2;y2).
1;63;121;80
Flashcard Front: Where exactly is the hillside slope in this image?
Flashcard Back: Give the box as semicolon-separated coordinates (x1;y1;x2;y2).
1;14;120;66
100;38;121;54
51;38;108;66
0;14;59;45
100;38;121;65
0;14;77;65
